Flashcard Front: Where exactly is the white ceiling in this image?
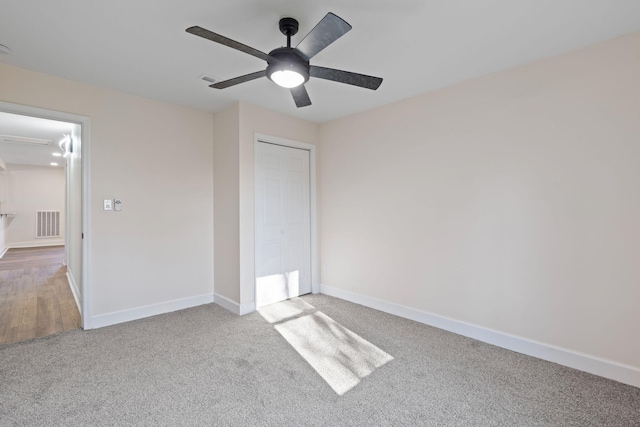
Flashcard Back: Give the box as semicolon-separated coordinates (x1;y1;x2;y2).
1;0;640;124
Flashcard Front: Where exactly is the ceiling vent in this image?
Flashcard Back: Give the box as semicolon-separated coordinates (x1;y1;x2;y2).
0;135;53;145
198;74;217;84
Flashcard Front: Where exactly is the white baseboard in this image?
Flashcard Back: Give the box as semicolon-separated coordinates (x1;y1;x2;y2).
320;284;640;389
213;293;255;316
0;242;64;259
214;293;240;314
239;301;255;316
66;270;82;315
8;240;65;249
89;293;214;329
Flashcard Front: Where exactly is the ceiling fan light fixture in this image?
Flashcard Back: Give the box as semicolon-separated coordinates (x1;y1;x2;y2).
266;47;310;89
269;69;305;88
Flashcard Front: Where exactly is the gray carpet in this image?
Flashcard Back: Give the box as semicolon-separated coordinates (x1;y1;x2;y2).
263;298;394;395
1;294;638;426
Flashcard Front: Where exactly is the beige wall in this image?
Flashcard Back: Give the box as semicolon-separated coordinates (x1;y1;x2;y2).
0;63;214;321
4;164;65;247
319;32;640;369
213;103;240;302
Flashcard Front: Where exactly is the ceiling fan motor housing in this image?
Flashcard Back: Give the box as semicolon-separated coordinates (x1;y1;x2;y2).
279;17;299;38
266;47;310;84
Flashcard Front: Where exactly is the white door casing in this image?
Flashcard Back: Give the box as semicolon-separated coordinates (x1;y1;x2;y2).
254;141;311;308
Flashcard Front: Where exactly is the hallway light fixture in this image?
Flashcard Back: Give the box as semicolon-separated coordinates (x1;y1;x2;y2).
1;134;52;145
58;135;70;150
58;134;73;156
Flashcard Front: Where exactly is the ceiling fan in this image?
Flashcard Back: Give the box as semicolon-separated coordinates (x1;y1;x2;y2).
186;12;383;108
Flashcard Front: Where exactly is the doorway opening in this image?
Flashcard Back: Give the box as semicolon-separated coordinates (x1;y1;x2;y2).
0;101;91;338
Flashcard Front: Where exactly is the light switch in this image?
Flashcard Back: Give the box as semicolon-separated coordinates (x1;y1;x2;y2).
103;199;112;211
114;199;122;212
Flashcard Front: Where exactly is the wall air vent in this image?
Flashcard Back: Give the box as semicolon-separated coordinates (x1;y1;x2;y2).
36;211;61;238
0;134;52;146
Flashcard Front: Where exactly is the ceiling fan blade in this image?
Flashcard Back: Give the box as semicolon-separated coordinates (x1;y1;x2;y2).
210;70;266;89
310;66;383;90
186;26;271;62
295;13;352;60
290;85;312;108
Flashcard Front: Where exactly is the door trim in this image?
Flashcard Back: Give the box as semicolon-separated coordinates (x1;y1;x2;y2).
253;133;318;306
0;101;92;328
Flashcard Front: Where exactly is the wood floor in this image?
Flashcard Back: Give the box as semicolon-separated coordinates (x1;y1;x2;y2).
0;246;81;345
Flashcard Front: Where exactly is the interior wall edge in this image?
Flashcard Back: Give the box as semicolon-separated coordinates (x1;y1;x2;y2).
320;283;640;389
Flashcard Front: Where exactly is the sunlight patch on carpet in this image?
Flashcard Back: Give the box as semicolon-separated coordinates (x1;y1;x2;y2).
258;297;315;324
270;306;393;395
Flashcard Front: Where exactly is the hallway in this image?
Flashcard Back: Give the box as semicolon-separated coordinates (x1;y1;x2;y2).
0;246;80;345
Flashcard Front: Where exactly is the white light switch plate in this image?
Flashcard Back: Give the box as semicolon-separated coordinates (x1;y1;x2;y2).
114;199;122;211
104;199;112;210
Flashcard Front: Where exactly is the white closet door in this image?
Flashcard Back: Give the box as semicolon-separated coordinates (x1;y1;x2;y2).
255;141;311;309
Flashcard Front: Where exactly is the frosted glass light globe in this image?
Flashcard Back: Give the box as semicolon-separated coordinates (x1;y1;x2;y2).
270;69;305;88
